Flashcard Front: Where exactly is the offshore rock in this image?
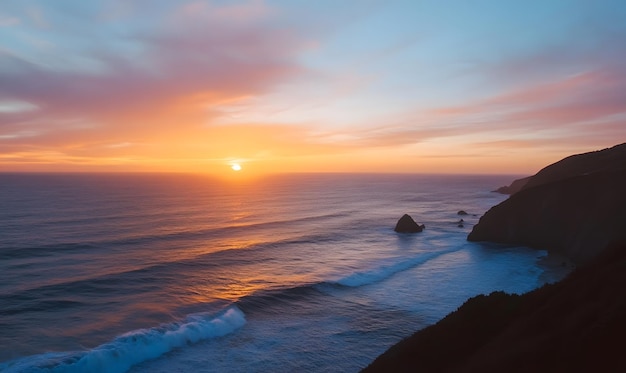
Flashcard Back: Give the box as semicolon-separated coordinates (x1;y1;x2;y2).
394;214;425;233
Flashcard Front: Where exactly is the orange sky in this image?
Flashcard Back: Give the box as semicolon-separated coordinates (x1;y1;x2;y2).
1;1;625;177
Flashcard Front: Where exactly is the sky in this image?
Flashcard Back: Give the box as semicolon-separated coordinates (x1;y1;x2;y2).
1;0;625;176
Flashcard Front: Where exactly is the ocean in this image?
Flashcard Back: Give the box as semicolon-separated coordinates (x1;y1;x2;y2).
0;173;567;372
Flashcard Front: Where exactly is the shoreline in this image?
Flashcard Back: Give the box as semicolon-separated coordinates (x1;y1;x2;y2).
363;143;626;371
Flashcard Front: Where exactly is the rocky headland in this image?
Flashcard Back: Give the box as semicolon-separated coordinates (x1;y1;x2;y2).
492;175;531;195
522;142;626;190
469;143;626;264
363;242;626;372
363;143;626;371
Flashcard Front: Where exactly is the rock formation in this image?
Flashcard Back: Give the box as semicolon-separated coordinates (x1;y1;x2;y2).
492;176;531;195
364;144;626;372
469;143;626;265
394;214;425;233
521;142;626;190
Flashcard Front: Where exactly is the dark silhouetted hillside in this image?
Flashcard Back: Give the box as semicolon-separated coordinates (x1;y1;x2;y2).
469;143;626;264
363;242;626;373
364;144;626;372
493;175;531;194
522;143;626;190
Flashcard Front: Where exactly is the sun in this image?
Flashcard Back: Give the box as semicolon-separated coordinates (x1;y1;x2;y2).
231;163;242;171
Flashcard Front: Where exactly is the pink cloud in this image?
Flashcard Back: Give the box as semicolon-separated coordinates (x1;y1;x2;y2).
0;0;310;146
179;0;271;23
315;63;626;152
490;69;626;127
485;71;601;107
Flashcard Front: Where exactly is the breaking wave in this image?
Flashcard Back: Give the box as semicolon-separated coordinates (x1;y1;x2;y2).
0;306;246;373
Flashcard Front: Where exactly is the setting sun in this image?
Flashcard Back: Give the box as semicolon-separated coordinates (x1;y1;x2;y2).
1;1;625;371
0;1;622;175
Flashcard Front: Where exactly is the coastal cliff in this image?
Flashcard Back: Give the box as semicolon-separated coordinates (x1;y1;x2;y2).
364;144;626;371
363;242;626;373
469;143;626;264
492;143;626;196
522;142;626;190
492;175;530;194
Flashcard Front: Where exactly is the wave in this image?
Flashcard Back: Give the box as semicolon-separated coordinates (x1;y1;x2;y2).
2;211;356;259
238;248;460;315
0;306;246;373
0;243;100;260
89;210;355;251
3;248;459;371
0;228;354;308
237;283;325;316
333;248;458;287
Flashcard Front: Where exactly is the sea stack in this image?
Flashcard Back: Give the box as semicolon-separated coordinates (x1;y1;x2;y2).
394;214;425;233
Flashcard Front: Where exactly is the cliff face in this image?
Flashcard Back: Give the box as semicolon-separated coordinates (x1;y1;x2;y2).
468;169;626;264
468;143;626;264
362;242;626;373
363;144;626;372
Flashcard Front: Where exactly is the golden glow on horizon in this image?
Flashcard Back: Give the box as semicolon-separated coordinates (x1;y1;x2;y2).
0;139;574;176
0;2;624;176
0;99;611;176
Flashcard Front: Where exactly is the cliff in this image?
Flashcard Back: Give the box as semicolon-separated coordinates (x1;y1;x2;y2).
492;176;530;195
469;143;626;264
363;144;626;371
522;142;626;190
362;242;626;372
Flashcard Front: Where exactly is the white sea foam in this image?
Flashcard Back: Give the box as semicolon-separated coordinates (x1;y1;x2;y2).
335;249;457;287
1;306;246;373
1;174;535;372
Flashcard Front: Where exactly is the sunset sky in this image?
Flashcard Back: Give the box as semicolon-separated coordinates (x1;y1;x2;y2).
1;0;625;176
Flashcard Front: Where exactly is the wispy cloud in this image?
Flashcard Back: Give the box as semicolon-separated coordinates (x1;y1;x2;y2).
0;14;20;27
0;0;308;133
1;0;625;173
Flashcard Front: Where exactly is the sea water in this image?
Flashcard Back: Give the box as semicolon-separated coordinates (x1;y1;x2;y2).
0;173;567;372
